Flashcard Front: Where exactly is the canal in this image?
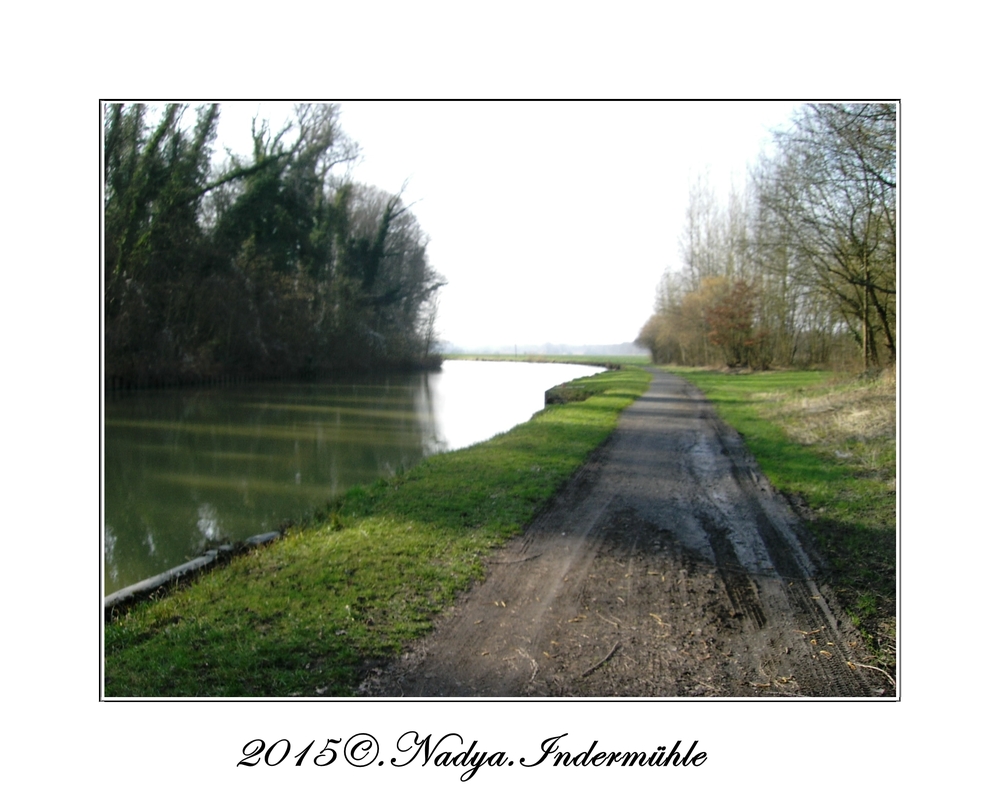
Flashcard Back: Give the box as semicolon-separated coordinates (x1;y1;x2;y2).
103;360;603;593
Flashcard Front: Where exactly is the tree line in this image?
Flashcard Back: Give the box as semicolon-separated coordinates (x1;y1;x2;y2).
104;103;444;387
638;103;896;371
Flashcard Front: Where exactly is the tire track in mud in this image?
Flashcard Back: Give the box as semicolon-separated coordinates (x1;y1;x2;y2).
359;369;889;697
698;511;768;630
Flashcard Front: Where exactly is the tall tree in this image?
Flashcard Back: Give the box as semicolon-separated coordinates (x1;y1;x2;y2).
104;103;223;377
639;105;895;371
104;103;444;386
759;103;896;368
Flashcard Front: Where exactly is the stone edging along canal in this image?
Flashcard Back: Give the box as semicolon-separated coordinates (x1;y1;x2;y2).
103;530;281;620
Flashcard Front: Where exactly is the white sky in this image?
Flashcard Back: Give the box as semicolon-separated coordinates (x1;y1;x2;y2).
212;101;800;350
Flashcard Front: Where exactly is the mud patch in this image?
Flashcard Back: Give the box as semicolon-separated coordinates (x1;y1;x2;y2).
359;370;891;698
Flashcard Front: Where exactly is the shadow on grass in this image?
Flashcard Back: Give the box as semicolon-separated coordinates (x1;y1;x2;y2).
104;368;652;697
672;367;896;669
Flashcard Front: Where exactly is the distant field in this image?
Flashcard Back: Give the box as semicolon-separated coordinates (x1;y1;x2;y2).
444;353;652;366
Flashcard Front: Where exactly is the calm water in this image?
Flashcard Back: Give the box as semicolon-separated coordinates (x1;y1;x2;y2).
104;360;603;593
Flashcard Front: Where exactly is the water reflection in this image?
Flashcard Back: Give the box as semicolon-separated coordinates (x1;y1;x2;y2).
104;360;601;593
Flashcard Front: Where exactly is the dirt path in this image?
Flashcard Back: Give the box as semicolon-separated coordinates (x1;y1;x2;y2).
359;369;887;697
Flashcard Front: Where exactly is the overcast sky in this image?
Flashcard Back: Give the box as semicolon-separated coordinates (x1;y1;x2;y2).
212;101;801;350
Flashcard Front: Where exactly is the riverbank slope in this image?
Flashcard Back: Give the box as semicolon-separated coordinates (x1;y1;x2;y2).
104;367;650;696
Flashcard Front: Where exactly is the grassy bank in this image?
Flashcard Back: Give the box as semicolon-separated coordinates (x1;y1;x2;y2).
670;367;897;672
105;367;650;697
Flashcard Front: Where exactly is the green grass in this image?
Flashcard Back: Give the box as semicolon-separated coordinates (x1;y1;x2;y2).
105;366;651;697
668;367;896;670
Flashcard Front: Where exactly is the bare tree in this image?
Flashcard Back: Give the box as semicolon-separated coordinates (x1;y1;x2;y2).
758;103;896;368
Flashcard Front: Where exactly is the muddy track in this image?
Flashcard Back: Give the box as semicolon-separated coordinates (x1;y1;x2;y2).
359;369;889;697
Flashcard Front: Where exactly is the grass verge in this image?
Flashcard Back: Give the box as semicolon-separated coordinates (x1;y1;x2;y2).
669;367;896;673
104;366;650;696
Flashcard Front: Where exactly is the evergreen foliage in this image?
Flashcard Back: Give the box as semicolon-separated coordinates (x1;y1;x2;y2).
104;103;444;386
